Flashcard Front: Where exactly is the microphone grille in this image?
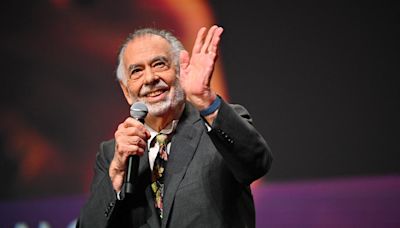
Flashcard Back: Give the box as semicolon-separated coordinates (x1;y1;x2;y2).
130;102;148;120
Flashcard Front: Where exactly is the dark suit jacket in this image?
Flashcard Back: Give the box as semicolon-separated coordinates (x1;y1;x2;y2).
78;99;272;228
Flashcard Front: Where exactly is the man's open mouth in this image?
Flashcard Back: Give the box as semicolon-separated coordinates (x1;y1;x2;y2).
145;89;166;97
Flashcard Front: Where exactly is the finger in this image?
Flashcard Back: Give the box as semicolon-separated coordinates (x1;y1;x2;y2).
145;129;151;139
123;117;145;128
208;27;224;54
192;27;207;54
115;127;147;142
121;118;148;135
130;146;145;156
123;126;149;139
126;136;147;149
117;144;145;158
127;145;145;156
201;25;218;53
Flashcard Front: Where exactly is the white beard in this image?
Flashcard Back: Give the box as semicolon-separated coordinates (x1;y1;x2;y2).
137;78;185;117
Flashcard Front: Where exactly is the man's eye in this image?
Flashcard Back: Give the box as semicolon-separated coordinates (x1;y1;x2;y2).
131;69;142;74
154;62;166;68
129;68;143;80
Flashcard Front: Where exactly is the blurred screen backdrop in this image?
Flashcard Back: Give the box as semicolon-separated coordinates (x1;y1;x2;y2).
1;0;399;227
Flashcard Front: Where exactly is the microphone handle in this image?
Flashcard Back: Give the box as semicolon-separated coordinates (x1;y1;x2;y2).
125;117;145;194
125;155;139;194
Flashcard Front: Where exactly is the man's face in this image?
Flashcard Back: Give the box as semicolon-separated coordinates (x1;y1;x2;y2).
120;34;184;116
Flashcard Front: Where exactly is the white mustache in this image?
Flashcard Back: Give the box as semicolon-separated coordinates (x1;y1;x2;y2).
139;80;169;97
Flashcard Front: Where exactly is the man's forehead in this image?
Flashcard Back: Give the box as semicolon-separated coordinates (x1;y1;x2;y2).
124;34;172;63
127;34;171;53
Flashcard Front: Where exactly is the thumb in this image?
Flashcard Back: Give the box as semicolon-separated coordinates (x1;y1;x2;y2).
179;50;190;71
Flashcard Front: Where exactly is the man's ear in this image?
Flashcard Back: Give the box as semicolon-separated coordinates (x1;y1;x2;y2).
119;80;133;105
179;50;190;71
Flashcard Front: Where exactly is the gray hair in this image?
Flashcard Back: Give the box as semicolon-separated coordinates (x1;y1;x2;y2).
116;28;185;85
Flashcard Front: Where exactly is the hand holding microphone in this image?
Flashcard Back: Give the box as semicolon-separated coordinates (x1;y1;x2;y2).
125;102;148;194
109;102;149;193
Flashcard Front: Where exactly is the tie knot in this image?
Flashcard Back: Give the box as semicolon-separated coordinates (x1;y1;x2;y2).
156;133;170;146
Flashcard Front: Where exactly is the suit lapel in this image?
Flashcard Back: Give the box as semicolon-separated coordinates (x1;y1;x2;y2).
161;103;204;227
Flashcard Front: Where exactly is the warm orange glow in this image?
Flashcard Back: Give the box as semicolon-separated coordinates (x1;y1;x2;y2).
0;111;65;184
7;0;231;195
140;0;229;100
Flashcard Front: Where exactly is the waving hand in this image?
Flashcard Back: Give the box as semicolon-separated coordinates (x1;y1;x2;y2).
179;25;224;111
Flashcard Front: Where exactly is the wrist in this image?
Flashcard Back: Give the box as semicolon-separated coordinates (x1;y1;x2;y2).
109;163;125;192
200;95;221;116
187;91;217;110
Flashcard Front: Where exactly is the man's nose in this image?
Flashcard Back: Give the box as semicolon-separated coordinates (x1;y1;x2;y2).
143;68;159;85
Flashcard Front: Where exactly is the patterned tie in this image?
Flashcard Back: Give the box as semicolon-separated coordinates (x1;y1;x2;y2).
151;133;170;220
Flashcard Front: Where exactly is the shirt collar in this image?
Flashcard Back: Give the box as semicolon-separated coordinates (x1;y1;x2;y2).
145;120;179;147
144;102;185;146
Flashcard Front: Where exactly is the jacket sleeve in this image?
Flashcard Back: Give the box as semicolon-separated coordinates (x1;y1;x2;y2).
77;140;120;228
207;99;273;185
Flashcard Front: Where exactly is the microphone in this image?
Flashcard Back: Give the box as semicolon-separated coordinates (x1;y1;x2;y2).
125;102;148;194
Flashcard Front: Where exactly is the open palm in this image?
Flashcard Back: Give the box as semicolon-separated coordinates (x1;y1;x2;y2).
179;25;224;110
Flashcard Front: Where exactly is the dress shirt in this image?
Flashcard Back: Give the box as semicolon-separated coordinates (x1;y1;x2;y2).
145;120;178;170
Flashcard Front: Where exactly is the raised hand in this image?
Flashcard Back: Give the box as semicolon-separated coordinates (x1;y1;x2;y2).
179;25;224;111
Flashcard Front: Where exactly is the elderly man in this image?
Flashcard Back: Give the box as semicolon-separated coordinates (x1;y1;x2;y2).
77;25;272;228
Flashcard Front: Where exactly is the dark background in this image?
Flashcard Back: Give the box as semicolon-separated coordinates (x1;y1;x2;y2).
0;0;399;200
211;1;400;181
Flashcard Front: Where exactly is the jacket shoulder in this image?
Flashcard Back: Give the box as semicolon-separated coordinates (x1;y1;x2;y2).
97;139;116;165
